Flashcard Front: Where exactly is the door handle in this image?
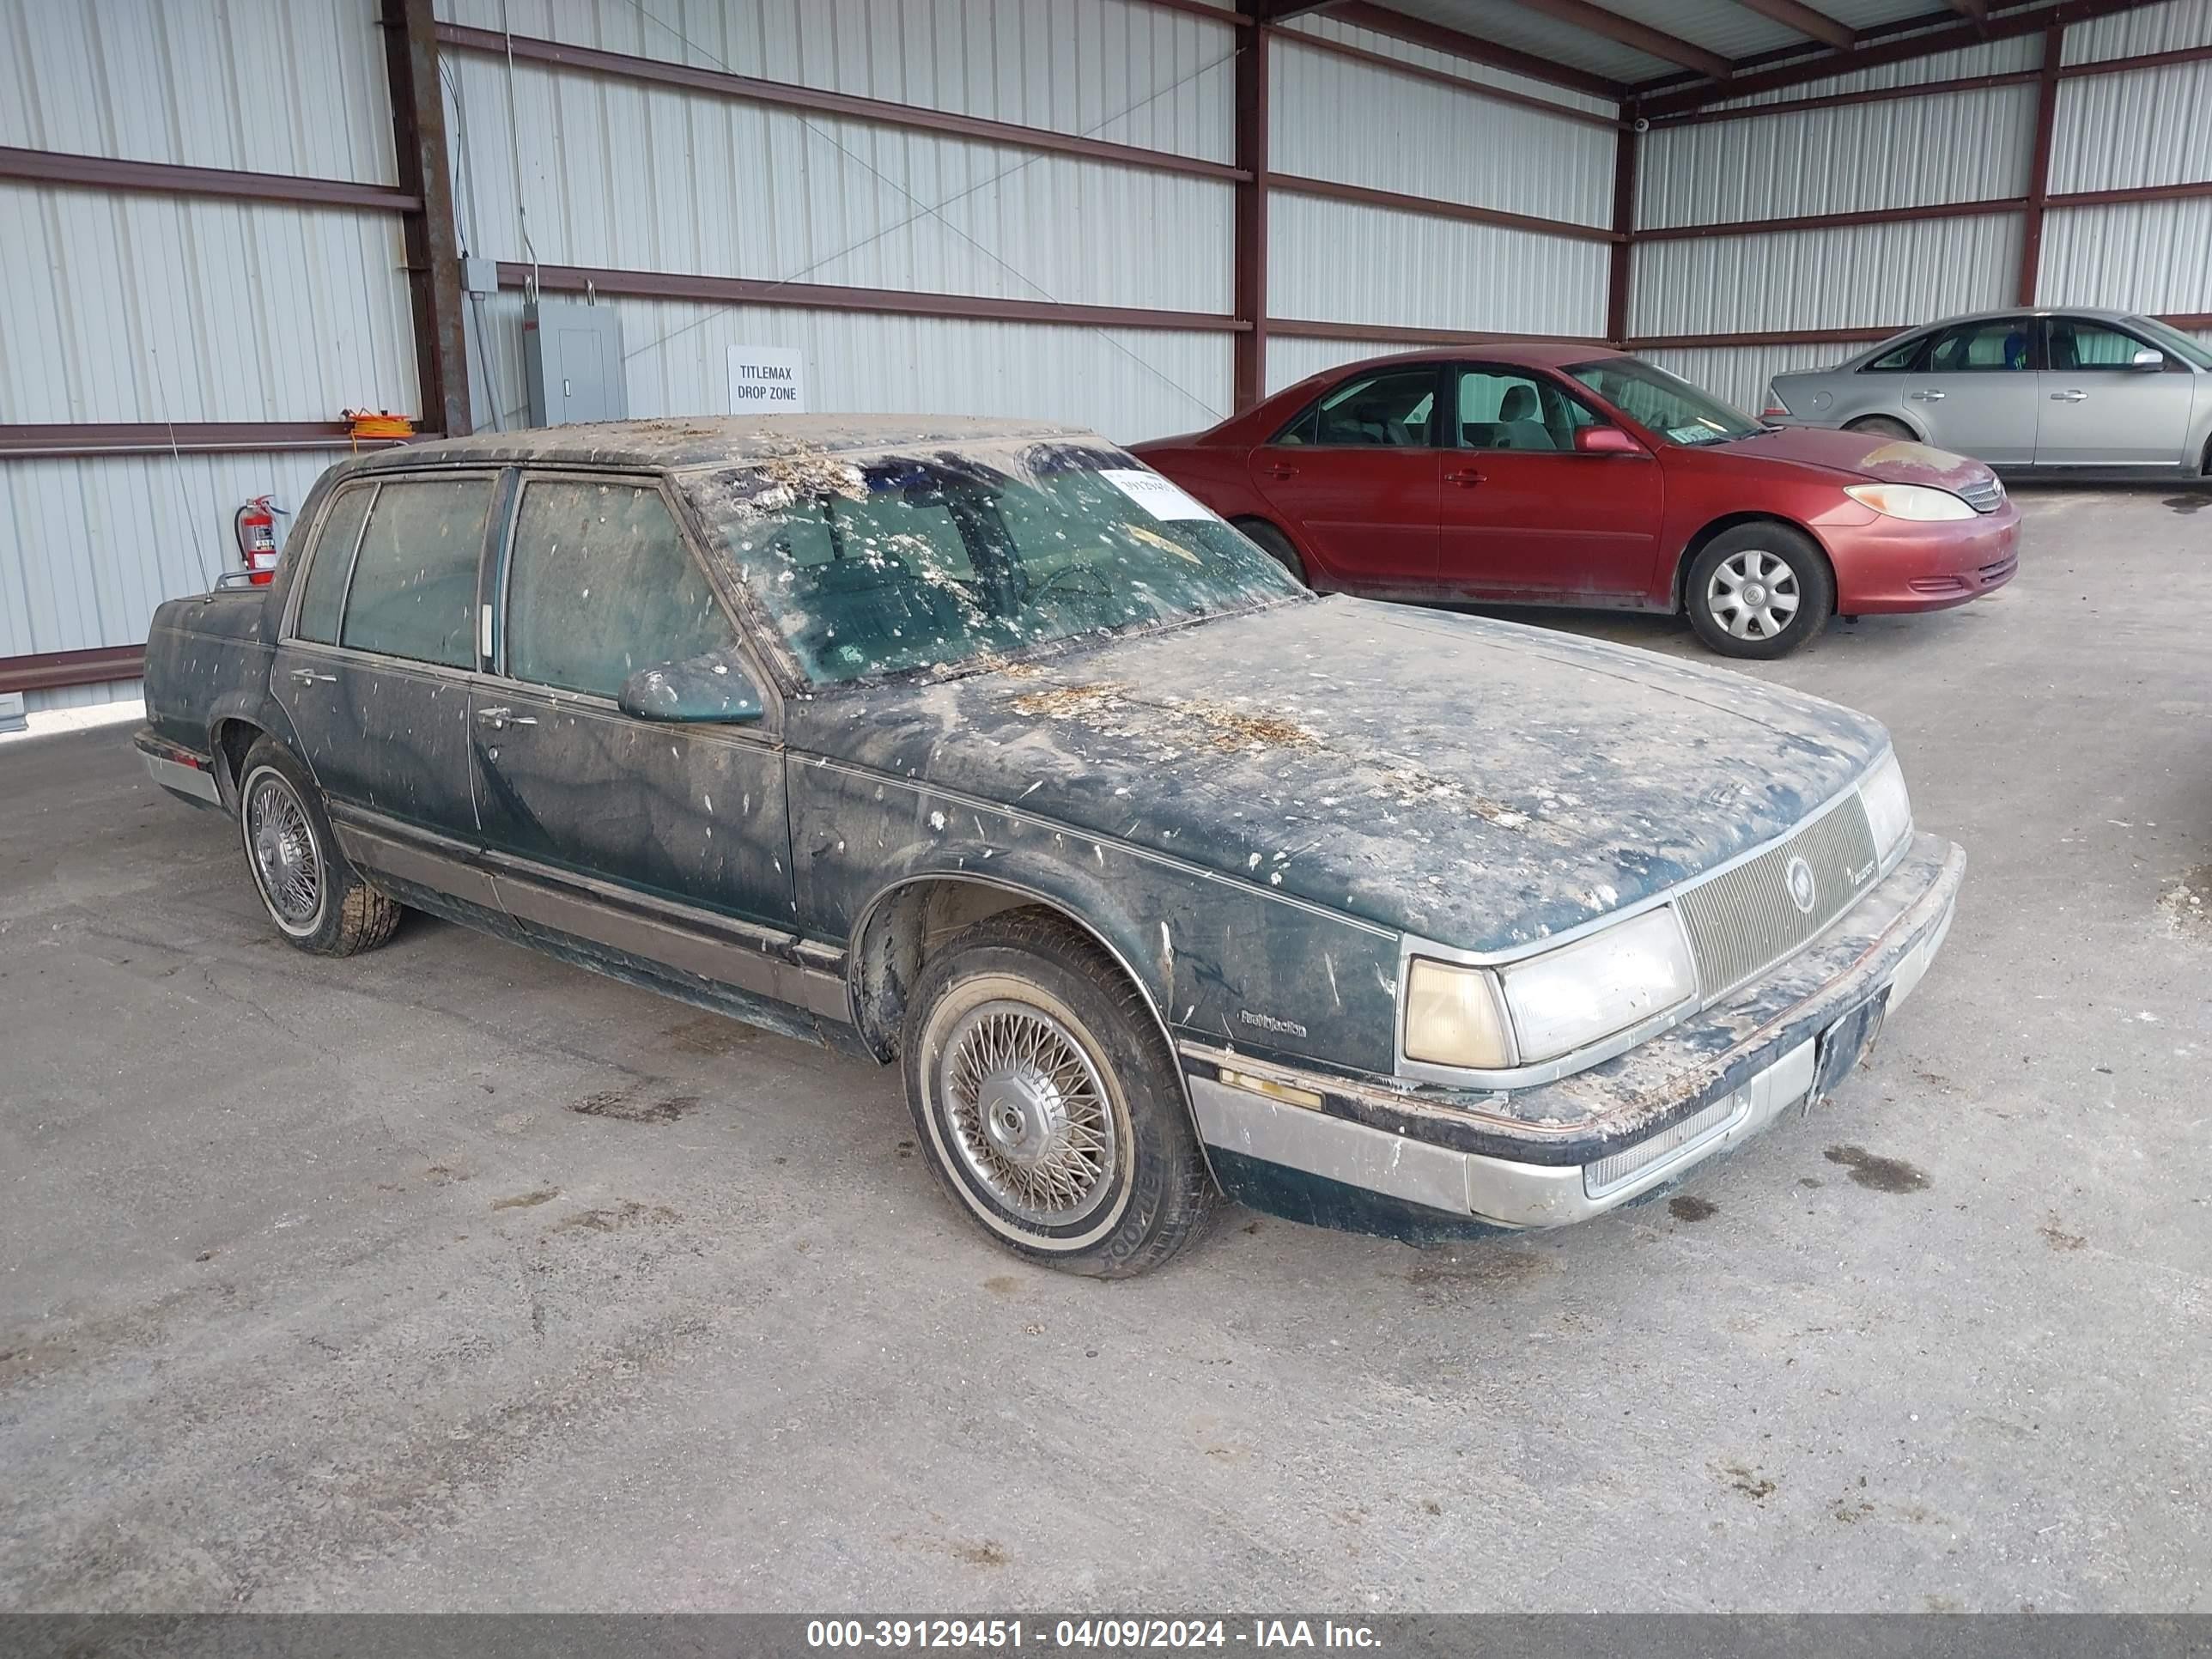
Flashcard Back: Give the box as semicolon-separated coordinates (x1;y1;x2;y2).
1443;468;1485;486
1908;390;1945;402
1260;464;1298;480
476;706;538;730
288;667;335;685
2051;390;2088;403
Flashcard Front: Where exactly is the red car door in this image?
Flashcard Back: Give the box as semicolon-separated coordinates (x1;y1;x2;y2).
1248;362;1443;590
1437;364;1662;604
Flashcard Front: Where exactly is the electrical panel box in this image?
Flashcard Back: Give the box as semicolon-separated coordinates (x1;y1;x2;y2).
523;297;626;427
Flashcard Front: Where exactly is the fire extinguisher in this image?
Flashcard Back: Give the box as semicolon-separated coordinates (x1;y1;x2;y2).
234;495;281;586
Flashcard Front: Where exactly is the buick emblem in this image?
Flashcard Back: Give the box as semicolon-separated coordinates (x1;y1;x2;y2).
1784;855;1818;915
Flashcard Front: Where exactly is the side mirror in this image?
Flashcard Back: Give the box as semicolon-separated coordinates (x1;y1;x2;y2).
1575;426;1644;456
617;656;765;724
2130;348;2166;371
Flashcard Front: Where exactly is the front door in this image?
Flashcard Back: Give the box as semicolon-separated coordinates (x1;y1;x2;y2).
1437;364;1663;603
272;470;498;898
2036;315;2200;466
472;471;795;941
1899;315;2040;465
1247;362;1443;590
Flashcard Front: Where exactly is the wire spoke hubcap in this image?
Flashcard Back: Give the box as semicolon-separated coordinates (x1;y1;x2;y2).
1709;549;1802;640
247;775;322;927
939;1001;1117;1226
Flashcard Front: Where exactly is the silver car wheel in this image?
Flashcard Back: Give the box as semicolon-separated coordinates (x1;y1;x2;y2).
1707;549;1802;641
243;767;325;937
935;998;1120;1228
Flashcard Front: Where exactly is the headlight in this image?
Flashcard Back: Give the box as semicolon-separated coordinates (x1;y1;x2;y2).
1404;957;1513;1070
1404;906;1698;1074
1844;483;1974;521
1499;906;1698;1065
1858;750;1912;859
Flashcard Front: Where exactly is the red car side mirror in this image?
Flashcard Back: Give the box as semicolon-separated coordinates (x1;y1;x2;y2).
1576;426;1644;456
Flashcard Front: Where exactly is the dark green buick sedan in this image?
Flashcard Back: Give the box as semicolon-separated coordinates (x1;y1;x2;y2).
137;417;1962;1276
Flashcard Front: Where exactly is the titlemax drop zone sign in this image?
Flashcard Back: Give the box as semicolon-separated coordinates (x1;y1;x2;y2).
727;347;807;413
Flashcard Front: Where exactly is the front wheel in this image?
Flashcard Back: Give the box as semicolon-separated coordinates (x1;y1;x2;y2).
1845;416;1917;442
900;911;1217;1277
237;738;402;956
1684;526;1835;659
1233;519;1308;586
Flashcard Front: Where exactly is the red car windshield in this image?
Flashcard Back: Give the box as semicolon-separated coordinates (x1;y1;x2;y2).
1567;359;1765;447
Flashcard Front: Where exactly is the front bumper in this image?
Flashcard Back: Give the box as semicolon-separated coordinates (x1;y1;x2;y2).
1827;504;2021;614
1183;830;1962;1236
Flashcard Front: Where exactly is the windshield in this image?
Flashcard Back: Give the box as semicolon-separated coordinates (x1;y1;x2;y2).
2128;315;2212;371
695;440;1304;685
1566;358;1765;447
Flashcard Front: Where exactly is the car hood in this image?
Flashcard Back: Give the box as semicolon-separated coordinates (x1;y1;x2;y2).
801;598;1889;952
1735;424;1995;489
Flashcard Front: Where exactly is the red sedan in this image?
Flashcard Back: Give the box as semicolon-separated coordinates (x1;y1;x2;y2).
1132;345;2020;658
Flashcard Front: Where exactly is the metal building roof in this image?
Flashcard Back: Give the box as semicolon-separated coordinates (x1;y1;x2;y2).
1351;0;2121;98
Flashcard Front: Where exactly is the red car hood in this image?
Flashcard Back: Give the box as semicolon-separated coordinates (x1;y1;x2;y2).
1745;425;1995;489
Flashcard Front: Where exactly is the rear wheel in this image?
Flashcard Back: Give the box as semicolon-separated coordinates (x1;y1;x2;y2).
237;738;401;956
1233;519;1307;586
1684;525;1834;659
900;910;1216;1277
1845;416;1916;442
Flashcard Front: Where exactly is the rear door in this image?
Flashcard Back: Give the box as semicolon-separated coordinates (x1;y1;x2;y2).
273;470;498;900
1899;316;2040;464
1246;362;1443;589
1437;364;1662;603
2036;315;2199;466
472;471;796;937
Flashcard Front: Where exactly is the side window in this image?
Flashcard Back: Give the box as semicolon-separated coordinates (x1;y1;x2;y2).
1287;368;1437;448
1862;336;1926;373
293;484;374;645
505;478;741;700
339;477;492;668
1455;368;1595;453
1926;319;2034;374
2048;318;2160;371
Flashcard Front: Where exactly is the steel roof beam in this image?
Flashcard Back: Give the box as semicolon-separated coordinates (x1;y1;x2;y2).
1490;0;1734;80
1726;0;1856;51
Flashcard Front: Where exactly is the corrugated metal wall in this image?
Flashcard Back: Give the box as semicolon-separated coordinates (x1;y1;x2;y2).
0;0;419;712
441;0;1243;444
1265;13;1616;394
1;448;340;668
1632;4;2212;420
468;291;1235;439
2042;0;2212;322
1637;88;2037;228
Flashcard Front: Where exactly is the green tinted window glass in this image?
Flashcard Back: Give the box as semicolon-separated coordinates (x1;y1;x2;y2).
340;477;491;668
294;484;373;645
708;441;1303;686
506;479;739;699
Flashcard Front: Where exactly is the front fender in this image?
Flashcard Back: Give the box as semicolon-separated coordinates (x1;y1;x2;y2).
793;760;1404;1079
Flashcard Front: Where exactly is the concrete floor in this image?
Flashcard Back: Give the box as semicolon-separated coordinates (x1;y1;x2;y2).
1;488;2206;1613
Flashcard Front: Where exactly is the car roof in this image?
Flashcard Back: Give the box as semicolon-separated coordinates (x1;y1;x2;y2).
1296;341;1622;378
345;414;1100;475
1875;305;2149;337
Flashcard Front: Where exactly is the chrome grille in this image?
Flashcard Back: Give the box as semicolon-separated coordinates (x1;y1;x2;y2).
1958;475;2004;514
1676;796;1880;999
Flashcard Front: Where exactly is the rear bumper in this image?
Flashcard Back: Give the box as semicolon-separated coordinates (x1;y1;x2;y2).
133;728;222;807
1182;830;1962;1235
1827;504;2021;614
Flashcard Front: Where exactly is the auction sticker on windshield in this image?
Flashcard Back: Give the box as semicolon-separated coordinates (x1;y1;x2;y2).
1100;469;1214;520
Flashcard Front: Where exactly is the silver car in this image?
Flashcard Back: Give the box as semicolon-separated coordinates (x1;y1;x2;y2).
1765;307;2212;477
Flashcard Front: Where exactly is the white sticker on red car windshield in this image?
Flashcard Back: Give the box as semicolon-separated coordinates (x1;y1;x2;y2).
1099;469;1215;521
